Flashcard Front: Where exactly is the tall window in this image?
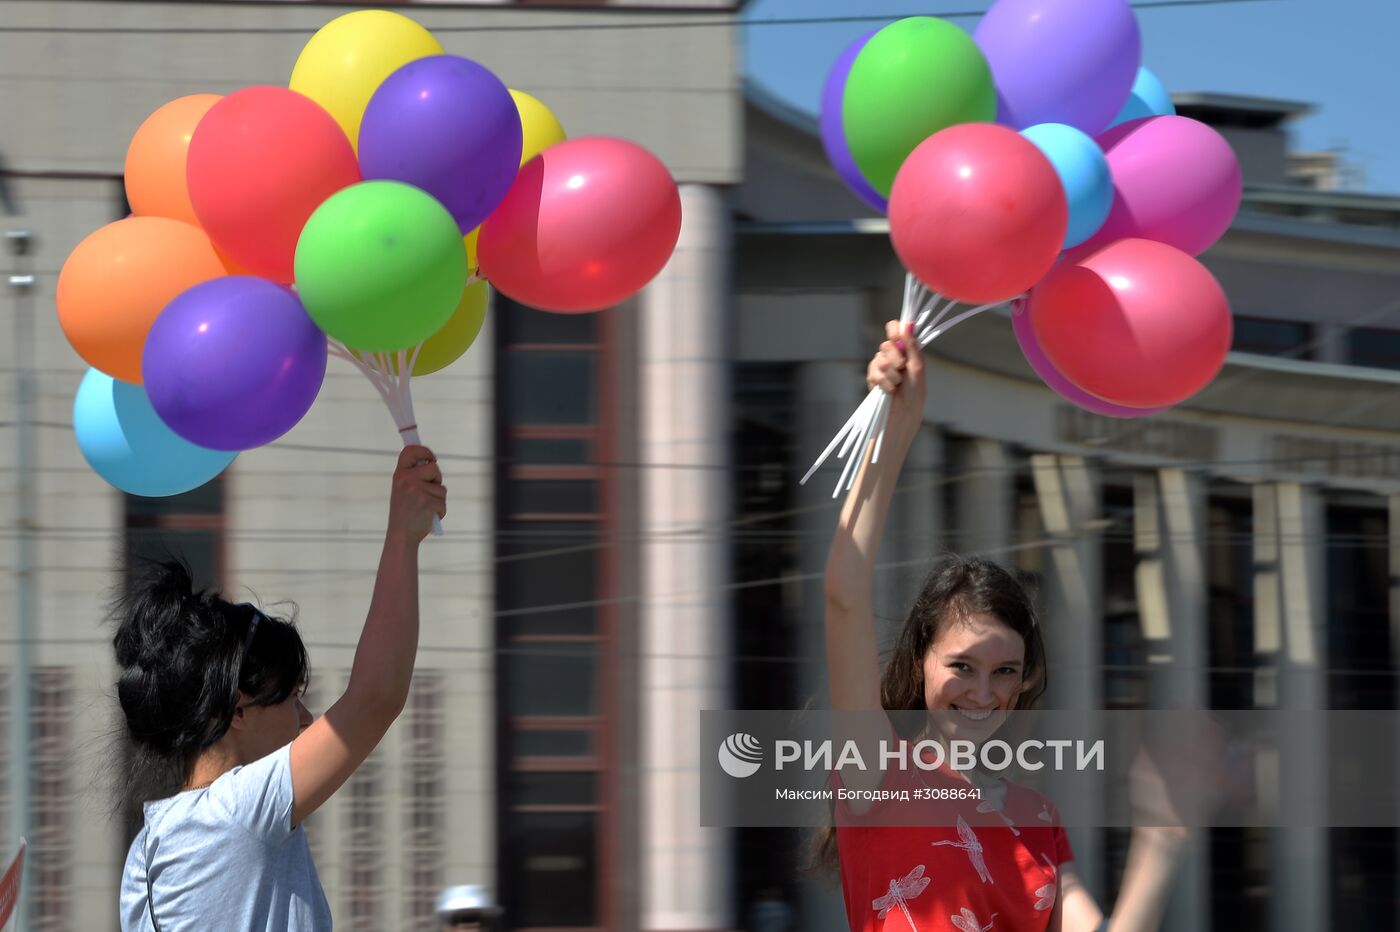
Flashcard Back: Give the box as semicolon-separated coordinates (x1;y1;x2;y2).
1324;500;1398;927
1102;484;1145;711
123;480;225;590
732;364;800;916
31;668;71;932
496;298;625;930
1205;483;1267;930
121;479;227;846
404;672;445;931
344;751;385;930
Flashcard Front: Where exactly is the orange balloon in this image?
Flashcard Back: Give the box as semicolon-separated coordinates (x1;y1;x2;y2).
124;95;222;225
57;217;228;384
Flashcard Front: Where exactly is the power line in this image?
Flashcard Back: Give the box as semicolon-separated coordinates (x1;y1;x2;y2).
0;0;1280;35
6;415;1400;475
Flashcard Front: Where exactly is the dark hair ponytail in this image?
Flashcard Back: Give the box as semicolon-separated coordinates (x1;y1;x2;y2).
112;559;310;805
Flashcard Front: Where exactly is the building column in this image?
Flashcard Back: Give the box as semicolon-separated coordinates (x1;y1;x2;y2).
639;183;732;931
1254;482;1328;932
953;438;1013;557
1132;470;1208;931
1031;453;1105;891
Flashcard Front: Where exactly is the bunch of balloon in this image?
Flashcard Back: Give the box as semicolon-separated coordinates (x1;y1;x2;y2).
57;9;682;530
804;0;1238;495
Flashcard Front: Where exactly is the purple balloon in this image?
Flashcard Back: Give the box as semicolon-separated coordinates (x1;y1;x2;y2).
1012;298;1166;419
359;55;523;233
143;276;328;451
820;30;887;213
975;0;1141;136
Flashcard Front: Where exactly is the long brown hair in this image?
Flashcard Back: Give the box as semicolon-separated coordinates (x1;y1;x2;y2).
809;555;1048;874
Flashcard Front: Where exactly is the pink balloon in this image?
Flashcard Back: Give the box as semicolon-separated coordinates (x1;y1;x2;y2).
888;123;1066;304
1031;238;1232;409
1077;115;1241;257
1011;298;1166;418
477;137;681;313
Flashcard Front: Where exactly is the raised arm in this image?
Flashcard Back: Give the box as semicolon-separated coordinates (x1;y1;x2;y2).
825;321;925;794
290;444;447;825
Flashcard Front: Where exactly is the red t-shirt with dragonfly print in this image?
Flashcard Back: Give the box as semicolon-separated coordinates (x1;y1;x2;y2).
834;745;1074;932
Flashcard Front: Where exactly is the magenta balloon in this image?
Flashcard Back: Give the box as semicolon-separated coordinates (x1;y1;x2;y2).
974;0;1140;135
1076;115;1242;257
1011;298;1166;418
819;30;887;212
359;55;523;233
142;276;328;450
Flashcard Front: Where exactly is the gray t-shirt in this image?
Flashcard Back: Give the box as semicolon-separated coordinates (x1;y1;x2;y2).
120;743;332;931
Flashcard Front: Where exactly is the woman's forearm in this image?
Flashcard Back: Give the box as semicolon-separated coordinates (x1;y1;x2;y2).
1105;828;1189;932
824;428;914;610
346;530;420;712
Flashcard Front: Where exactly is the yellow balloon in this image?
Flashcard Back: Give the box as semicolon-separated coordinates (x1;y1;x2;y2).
464;227;479;275
412;280;489;376
509;89;567;167
290;11;443;152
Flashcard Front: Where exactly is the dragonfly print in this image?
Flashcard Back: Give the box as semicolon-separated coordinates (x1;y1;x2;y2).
975;800;1019;836
871;864;931;931
1033;853;1058;911
950;907;998;932
931;815;994;884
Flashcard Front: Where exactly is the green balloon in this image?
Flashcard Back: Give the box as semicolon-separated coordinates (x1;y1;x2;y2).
295;180;467;351
843;17;997;197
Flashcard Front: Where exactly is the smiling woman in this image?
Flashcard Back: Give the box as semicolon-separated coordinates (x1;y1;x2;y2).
817;321;1199;932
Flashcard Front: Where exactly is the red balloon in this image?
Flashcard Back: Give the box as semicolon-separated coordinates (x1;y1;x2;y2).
477;136;681;313
187;86;359;283
888;123;1066;304
1030;238;1232;409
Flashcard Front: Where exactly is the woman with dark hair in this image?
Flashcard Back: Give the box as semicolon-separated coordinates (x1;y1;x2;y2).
822;324;1199;931
116;445;447;931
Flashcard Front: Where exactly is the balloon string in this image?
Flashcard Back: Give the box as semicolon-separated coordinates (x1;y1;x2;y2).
919;298;1019;347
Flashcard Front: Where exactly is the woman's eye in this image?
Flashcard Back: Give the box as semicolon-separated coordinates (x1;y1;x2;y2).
950;662;972;673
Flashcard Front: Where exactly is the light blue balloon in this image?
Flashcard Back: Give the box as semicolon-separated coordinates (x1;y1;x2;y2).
73;369;236;497
1020;123;1114;249
1107;66;1175;130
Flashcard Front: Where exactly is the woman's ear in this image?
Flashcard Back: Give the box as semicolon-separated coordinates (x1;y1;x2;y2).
229;690;249;728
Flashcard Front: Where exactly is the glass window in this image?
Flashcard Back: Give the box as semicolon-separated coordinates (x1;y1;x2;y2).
510;772;598;806
511;437;592;465
500;521;599;635
506;643;599;717
507;352;596;424
504;302;599;345
124;528;220;591
124;480;224;517
507;480;600;516
1348;327;1400;370
515;729;593;758
1232;316;1313;358
504;812;597;927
